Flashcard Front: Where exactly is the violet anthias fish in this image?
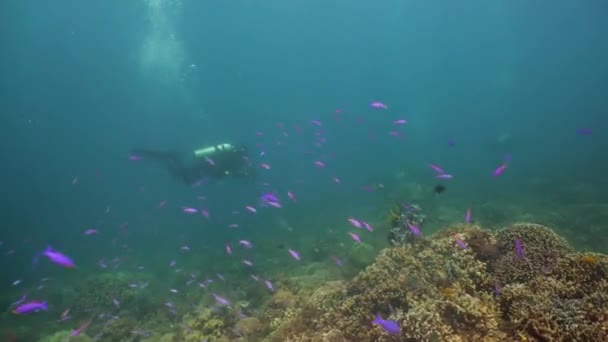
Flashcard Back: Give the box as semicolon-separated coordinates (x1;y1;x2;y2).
370;101;388;109
347;218;362;229
372;313;401;335
465;208;472;224
288;249;301;261
406;221;421;235
451;233;468;249
493;163;507;177
42;246;75;268
265;280;275;292
348;232;361;243
70;320;92;337
212;293;231;307
514;239;525;259
429;163;445;174
182;207;198;214
12;300;48;314
436;173;454;179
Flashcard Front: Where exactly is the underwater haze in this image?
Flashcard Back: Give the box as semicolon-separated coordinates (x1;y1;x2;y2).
1;0;607;340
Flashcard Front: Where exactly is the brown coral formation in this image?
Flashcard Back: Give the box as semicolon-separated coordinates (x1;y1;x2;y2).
493;222;573;284
257;222;608;341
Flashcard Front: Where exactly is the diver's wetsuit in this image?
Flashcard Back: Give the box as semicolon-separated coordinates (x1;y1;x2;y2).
132;144;252;185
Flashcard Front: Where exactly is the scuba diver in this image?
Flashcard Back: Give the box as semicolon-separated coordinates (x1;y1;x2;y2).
132;143;254;185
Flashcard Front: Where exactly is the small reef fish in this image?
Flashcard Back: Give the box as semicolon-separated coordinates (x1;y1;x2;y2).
225;244;232;255
182;207;198;214
212;293;231;307
494;278;502;296
313;160;325;168
362;221;374;232
41;246;75;268
372;313;401;335
348;232;361;243
493;163;508;177
465;208;472;224
370;101;388;109
436;173;454;179
406;221;421;235
12;300;48;315
239;240;253;248
429;163;445;174
347;218;362;229
331;256;344;267
84;228;98;235
514;239;525;259
265;280;275;292
245;206;257;213
288;249;301;261
451;233;468;249
287;191;296;202
393;119;407;125
57;308;71;322
70;320;92;337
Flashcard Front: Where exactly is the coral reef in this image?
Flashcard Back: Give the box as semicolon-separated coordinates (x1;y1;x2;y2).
493;222;573;284
499;252;608;340
177;305;236;342
255;222;608;341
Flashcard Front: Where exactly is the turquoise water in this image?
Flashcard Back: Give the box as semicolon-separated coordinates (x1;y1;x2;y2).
1;1;607;340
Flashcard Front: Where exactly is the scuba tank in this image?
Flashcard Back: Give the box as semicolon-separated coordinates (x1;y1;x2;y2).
193;143;235;158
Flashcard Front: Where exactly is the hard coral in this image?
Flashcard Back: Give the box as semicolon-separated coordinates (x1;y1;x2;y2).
493;222;573;284
499;253;608;340
267;231;502;341
259;222;608;341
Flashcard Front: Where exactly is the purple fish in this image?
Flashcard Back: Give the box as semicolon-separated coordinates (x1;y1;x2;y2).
577;128;593;136
465;208;472;224
493;164;507;177
288;249;301;261
514;239;525;259
451;233;468;249
42;246;75;268
429;163;445;174
265;280;275;292
406;221;421;235
370;101;388;109
494;278;502;296
12;300;48;314
348;232;361;243
331;255;344;267
212;293;231;307
347;218;362;229
70;320;92;337
372;313;401;335
435;173;453;179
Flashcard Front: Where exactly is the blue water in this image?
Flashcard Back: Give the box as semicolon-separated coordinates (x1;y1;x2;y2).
1;0;607;339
